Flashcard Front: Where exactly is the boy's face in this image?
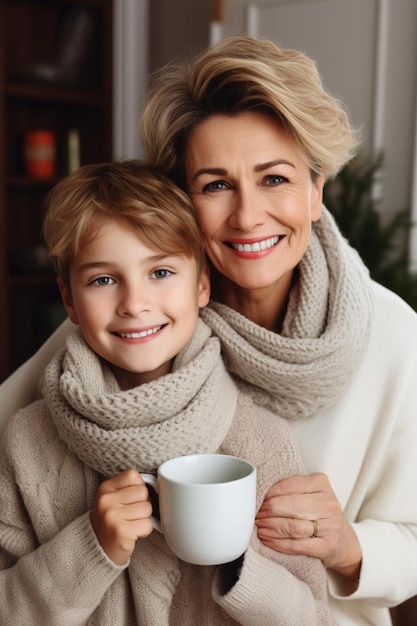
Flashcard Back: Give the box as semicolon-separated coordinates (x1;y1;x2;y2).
58;219;210;389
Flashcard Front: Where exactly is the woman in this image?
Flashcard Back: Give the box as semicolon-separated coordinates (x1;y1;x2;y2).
1;36;417;625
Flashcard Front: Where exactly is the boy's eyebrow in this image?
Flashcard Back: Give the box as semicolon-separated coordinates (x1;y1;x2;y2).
75;261;110;273
74;253;181;273
191;159;295;181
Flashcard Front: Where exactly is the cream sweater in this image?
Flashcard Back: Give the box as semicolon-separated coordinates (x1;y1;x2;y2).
0;324;334;625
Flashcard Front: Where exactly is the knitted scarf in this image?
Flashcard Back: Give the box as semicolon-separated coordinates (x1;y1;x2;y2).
44;319;237;476
201;208;375;420
41;319;238;625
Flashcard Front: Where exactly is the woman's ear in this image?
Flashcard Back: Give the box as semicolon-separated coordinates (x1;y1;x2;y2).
198;263;211;308
57;277;79;324
311;174;326;222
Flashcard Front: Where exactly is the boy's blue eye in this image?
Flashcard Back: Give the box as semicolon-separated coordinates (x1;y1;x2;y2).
93;276;114;287
152;268;172;279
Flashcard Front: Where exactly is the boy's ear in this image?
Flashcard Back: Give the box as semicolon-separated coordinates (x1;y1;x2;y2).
198;263;211;308
57;277;80;325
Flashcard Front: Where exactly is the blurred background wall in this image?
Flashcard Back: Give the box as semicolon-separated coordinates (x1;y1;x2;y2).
113;0;210;161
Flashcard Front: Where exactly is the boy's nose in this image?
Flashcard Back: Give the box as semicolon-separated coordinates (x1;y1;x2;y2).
117;286;151;317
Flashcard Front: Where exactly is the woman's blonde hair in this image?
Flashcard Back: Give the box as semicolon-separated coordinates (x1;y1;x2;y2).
43;160;205;290
141;35;361;185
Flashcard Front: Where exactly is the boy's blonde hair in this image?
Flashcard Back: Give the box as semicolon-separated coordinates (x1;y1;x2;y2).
43;160;206;290
141;35;361;186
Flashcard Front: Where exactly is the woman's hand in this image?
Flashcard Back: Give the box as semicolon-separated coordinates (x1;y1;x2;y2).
90;469;153;566
255;473;362;581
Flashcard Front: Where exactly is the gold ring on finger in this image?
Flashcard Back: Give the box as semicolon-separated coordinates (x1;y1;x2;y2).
310;519;320;538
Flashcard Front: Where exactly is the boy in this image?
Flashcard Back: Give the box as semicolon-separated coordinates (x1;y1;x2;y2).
0;161;333;624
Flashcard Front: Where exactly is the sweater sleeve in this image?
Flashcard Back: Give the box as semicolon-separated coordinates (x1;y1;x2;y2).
327;375;417;605
325;288;417;606
348;381;417;605
0;513;126;626
213;542;336;625
217;392;335;625
0;409;126;625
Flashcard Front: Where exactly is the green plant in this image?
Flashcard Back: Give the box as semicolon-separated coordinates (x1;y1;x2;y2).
323;156;417;310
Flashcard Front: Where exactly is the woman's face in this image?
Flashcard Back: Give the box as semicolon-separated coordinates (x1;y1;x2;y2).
185;111;324;298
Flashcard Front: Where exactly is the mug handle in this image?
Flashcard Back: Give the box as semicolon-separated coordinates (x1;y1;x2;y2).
141;473;162;533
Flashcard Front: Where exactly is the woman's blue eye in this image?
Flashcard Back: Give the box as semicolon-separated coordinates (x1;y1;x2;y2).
93;276;114;287
152;268;172;279
266;175;285;185
204;180;227;192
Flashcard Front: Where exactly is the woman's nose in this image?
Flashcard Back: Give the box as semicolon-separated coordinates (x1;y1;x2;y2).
116;285;151;317
228;187;264;231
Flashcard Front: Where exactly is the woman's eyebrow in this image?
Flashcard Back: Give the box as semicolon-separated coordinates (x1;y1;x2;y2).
191;167;227;182
254;159;295;172
192;160;295;181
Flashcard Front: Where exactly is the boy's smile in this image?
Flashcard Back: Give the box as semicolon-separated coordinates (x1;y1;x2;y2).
58;219;210;389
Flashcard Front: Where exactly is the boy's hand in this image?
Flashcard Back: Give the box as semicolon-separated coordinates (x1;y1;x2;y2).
90;469;154;566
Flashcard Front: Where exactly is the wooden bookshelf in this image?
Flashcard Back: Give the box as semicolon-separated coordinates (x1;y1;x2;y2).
0;0;113;381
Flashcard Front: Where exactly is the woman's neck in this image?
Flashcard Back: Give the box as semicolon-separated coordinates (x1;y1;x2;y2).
211;269;296;333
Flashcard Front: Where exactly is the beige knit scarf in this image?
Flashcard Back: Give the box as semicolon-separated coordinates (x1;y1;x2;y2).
201;208;375;420
41;319;238;625
44;319;237;476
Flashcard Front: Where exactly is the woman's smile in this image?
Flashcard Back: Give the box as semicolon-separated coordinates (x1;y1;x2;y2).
226;235;283;256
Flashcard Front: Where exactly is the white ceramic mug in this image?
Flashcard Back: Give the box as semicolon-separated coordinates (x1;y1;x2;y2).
142;454;257;566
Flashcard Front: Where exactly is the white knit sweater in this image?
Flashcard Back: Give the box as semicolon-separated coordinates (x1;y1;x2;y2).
291;282;417;626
